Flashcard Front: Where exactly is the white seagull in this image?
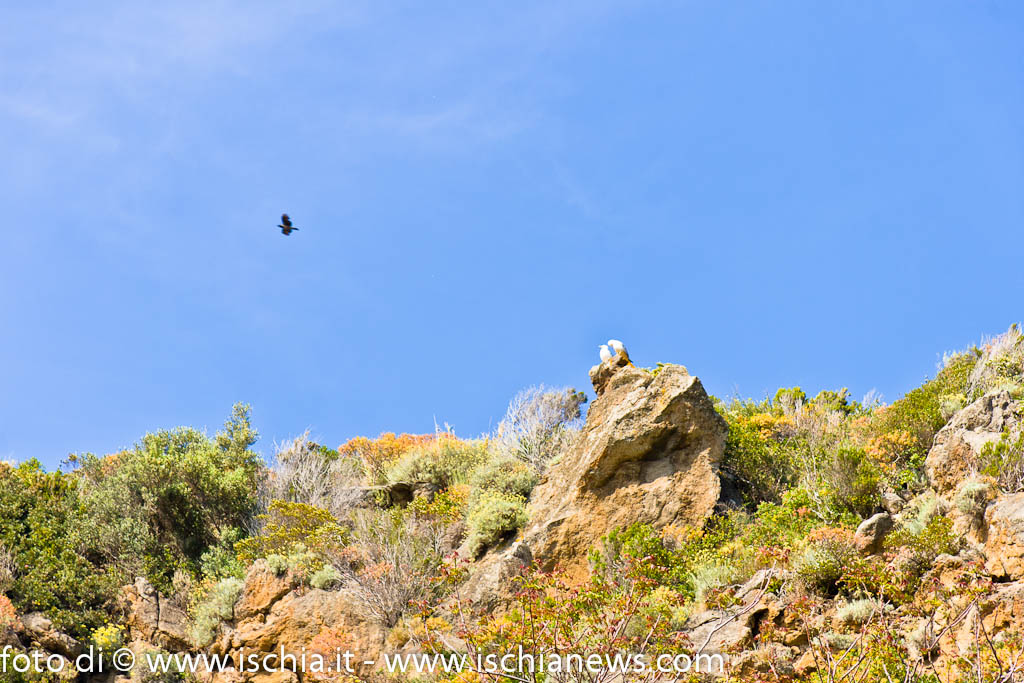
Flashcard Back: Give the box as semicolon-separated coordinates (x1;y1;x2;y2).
599;344;612;362
607;339;629;361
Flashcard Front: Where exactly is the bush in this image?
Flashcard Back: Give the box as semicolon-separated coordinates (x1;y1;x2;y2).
385;438;492;489
868;352;976;452
74;403;264;591
0;595;17;629
819;446;883;518
742;488;824;551
310;565;342;590
0;541;14;593
885;513;960;571
235;500;347;565
338;432;439;484
265;554;289;576
491;385;586;471
333;509;446;627
955;479;995;521
465;491;528;557
190;577;244;647
795;527;859;596
266;432;367;516
0;460;120;638
468;458;539;500
592;519;741;602
979;430;1024;493
409;484;470;522
834;598;884;627
720;410;798;505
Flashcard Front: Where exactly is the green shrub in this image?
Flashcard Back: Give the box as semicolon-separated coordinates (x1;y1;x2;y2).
795;527;859;596
720;409;798;505
955;479;994;520
385;439;492;489
690;560;739;605
819;446;882;518
265;554;289;576
190;577;244;647
199;527;246;581
468;458;539;500
869;353;976;452
979;430;1024;493
0;460;120;639
834;598;884;627
885;513;960;571
742;489;824;550
465;491;527;557
591;518;740;601
811;388;861;416
74;403;264;592
235;500;347;564
310;565;342;590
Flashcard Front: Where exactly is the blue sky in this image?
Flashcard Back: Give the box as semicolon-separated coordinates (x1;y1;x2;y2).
2;1;1023;468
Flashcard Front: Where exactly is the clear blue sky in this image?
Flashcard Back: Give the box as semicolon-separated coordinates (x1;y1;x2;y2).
2;2;1023;468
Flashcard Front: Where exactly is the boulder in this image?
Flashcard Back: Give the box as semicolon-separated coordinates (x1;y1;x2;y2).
523;362;726;577
684;572;781;656
880;491;906;516
20;612;82;659
925;391;1020;496
122;577;190;650
984;493;1024;580
854;512;893;555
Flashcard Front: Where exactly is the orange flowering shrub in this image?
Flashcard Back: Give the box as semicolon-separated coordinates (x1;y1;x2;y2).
0;595;18;631
338;432;450;482
865;429;921;468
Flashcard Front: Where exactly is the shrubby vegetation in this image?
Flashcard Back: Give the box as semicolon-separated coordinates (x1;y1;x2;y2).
73;403;264;592
0;460;119;638
4;329;1024;681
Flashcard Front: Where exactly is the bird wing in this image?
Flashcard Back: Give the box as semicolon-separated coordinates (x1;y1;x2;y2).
280;214;292;227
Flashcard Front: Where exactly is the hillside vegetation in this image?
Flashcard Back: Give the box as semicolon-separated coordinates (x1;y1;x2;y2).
2;327;1024;682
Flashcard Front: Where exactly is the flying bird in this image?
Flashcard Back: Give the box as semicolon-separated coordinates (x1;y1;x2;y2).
608;339;630;362
599;344;612;362
277;214;298;236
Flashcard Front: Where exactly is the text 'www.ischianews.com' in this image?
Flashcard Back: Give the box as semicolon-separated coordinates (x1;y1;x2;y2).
1;645;727;677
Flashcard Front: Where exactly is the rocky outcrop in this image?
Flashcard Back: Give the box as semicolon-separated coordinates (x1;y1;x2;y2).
195;562;386;681
123;577;191;650
984;493;1024;580
459;541;533;611
19;613;82;660
523;361;726;577
925;391;1020;496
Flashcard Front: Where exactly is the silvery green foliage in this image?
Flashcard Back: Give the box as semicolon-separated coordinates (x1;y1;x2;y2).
492;385;587;472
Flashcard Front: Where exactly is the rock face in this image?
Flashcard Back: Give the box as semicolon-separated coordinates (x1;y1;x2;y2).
984;493;1024;580
523;361;726;576
123;577;191;650
925;391;1020;496
205;562;385;681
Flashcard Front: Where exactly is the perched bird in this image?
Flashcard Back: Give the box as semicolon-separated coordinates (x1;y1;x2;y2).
278;213;298;236
607;339;629;362
599;344;612;362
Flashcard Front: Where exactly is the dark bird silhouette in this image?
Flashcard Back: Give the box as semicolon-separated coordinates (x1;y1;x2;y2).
278;214;298;236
